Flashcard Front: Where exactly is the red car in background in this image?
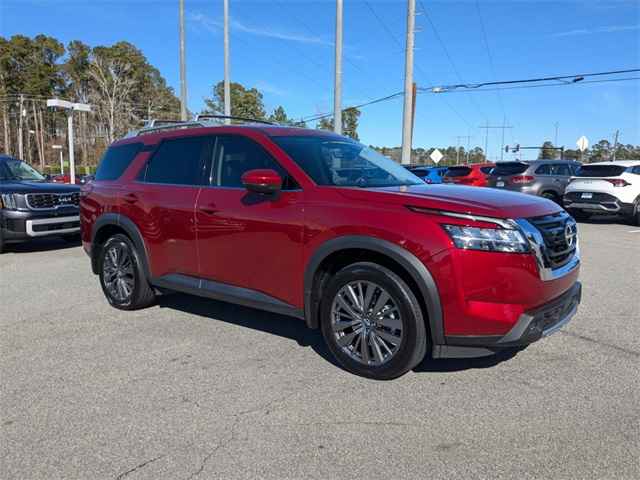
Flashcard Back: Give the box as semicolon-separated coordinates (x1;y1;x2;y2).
443;163;495;187
51;173;93;185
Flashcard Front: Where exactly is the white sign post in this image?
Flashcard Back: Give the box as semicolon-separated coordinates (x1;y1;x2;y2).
430;148;444;164
47;99;91;184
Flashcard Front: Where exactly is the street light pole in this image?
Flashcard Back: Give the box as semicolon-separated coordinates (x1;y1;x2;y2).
47;99;91;184
400;0;416;165
179;0;188;121
333;0;343;135
223;0;231;124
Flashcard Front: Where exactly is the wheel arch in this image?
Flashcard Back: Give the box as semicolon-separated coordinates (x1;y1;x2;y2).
303;236;444;346
91;213;151;278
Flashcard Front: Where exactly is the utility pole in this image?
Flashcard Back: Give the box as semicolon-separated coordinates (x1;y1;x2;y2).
333;0;343;135
178;0;188;121
612;129;619;161
18;94;24;160
478;122;513;162
554;121;559;146
400;0;416;165
223;0;231;124
455;135;472;164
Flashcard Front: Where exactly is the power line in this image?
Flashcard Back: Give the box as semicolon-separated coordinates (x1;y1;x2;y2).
474;0;507;118
301;91;404;123
364;1;403;49
418;0;488;122
425;76;640;93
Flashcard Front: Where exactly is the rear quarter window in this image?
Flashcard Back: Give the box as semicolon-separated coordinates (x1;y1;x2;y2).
492;162;529;175
95;143;143;181
576;165;627;177
445;167;471;177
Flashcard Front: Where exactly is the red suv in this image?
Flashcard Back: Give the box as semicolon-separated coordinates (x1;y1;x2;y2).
443;163;495;187
81;123;581;379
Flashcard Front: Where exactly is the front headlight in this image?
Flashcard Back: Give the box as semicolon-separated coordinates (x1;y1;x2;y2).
443;224;530;253
0;193;18;210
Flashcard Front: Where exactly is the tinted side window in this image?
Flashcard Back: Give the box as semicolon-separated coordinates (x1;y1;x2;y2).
554;164;571;176
214;135;297;189
143;136;208;185
95;143;143;181
535;164;552;175
631;166;640;175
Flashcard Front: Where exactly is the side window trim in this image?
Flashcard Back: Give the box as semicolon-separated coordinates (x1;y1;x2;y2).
206;134;301;191
137;135;212;186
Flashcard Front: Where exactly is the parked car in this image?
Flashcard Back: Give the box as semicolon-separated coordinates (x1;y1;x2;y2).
443;163;495;187
51;173;93;185
81;122;581;380
487;160;581;202
0;155;81;253
405;165;448;184
564;160;640;225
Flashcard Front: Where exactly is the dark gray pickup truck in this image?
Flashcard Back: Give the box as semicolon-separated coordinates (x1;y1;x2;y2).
0;155;80;253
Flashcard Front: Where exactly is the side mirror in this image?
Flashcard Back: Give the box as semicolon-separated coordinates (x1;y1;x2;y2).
241;169;282;194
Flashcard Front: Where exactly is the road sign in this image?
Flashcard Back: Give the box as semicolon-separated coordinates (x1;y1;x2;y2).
430;148;444;164
577;136;589;152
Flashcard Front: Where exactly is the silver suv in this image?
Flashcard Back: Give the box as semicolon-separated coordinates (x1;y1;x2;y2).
487;160;581;202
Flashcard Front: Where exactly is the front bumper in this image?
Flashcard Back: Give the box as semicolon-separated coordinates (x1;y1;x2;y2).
434;281;582;358
1;208;80;242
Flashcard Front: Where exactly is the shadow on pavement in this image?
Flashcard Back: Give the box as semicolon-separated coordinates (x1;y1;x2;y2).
157;293;341;369
2;236;81;254
413;347;523;373
159;293;523;375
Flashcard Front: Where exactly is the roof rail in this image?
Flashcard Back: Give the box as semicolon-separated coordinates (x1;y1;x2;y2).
194;114;275;125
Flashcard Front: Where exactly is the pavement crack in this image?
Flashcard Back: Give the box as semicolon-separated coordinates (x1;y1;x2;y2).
116;454;165;480
559;330;640;357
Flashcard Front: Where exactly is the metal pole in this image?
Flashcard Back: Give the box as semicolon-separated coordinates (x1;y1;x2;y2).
18;94;24;160
612;129;619;161
67;113;75;184
400;0;415;165
484;121;489;161
223;0;231;124
179;0;188;121
60;150;63;175
455;137;460;165
554;121;559;145
500;117;506;161
333;0;343;135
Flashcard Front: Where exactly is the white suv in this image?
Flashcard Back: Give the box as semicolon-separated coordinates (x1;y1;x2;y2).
564;160;640;225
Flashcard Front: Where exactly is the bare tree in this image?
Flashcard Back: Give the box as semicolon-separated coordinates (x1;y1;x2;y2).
88;58;136;144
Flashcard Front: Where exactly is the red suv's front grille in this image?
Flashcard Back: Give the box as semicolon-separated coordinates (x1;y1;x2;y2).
528;211;577;269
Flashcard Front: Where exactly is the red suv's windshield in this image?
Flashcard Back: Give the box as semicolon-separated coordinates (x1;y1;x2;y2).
273;136;422;188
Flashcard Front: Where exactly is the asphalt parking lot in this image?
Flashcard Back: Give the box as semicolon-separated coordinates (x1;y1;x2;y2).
1;217;639;480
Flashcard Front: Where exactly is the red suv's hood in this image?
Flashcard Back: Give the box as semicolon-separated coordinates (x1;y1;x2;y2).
341;184;561;219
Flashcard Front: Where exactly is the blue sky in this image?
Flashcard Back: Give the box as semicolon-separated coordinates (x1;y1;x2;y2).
3;0;639;160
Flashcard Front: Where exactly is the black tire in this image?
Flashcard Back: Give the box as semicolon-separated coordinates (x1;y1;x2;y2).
630;200;640;227
569;209;591;221
541;191;559;203
320;262;428;380
98;233;155;310
0;229;4;254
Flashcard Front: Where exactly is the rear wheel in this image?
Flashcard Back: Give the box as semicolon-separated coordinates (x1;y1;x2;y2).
630;200;640;226
320;262;427;380
541;191;559;203
99;234;155;310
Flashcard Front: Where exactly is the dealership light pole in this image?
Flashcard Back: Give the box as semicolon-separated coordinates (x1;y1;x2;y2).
400;0;416;165
223;0;231;124
179;0;188;121
46;99;91;184
333;0;343;135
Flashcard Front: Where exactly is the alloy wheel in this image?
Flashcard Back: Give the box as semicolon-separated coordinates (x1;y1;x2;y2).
102;243;135;303
330;281;403;366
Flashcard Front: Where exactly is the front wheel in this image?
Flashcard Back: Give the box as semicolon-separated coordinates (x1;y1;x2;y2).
320;262;428;380
98;234;155;310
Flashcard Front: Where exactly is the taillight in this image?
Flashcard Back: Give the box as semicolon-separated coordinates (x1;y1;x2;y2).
605;179;630;187
511;175;535;184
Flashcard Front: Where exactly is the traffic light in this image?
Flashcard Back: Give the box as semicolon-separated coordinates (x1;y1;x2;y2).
514;144;520;152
